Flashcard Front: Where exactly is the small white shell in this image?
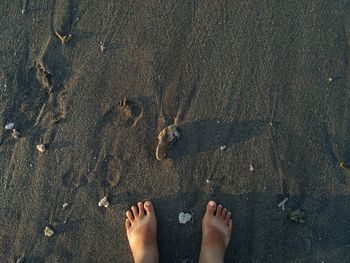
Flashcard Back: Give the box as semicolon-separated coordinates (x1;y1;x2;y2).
328;77;333;82
98;196;109;208
5;123;15;130
249;164;254;171
178;212;192;224
44;226;54;237
62;203;69;209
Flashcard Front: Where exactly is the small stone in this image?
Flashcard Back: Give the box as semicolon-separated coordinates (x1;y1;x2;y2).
249;164;254;171
328;77;333;82
5;123;15;130
219;146;226;151
62;203;69;209
206;179;211;183
98;196;109;208
12;129;20;139
178;212;192;224
36;144;46;153
44;226;54;237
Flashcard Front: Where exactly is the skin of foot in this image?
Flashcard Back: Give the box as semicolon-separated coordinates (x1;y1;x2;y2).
199;201;233;263
125;201;159;263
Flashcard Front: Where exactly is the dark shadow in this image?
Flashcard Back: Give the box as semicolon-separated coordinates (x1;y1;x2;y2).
55;219;85;235
168;119;267;159
49;141;73;151
321;123;346;184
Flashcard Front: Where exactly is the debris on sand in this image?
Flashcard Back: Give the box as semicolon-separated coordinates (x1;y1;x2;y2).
12;129;20;139
21;0;28;14
55;31;72;46
206;179;211;183
156;125;180;160
339;160;349;169
328;77;333;82
290;209;305;223
5;123;15;130
16;256;26;263
219;145;227;151
98;196;109;208
178;212;192;224
62;203;69;210
249;164;254;171
44;226;54;237
278;197;288;211
99;41;107;52
36;144;46;153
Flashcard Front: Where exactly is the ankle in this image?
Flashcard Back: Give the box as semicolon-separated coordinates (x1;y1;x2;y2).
133;247;159;263
199;244;224;263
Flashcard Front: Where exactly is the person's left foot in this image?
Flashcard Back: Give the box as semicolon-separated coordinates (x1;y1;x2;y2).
125;201;159;263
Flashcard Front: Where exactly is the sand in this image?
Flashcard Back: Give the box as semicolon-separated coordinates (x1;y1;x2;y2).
1;0;350;262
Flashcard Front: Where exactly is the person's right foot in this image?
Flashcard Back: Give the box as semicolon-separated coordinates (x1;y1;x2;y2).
199;201;233;263
125;201;159;263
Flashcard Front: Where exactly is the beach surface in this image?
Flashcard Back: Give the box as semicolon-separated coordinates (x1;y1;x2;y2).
1;1;350;262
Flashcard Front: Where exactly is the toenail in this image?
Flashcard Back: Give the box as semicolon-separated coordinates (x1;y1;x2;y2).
145;201;151;207
138;202;142;206
209;201;216;207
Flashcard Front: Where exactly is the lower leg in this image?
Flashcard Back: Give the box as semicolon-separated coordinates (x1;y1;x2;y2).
125;201;159;263
199;201;233;263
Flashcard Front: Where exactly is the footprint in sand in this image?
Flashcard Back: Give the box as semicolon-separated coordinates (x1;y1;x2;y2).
34;61;53;92
156;124;180;161
117;99;143;127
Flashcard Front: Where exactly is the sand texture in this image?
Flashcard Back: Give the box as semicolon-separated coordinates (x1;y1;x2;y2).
1;1;350;262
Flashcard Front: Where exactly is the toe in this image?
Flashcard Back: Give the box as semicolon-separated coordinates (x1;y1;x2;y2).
225;211;232;225
131;206;138;217
216;204;223;218
206;200;217;216
138;202;144;216
144;200;155;216
126;210;134;222
228;219;233;231
222;208;227;219
125;219;131;229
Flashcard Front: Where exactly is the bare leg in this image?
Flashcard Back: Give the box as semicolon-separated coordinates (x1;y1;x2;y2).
125;201;159;263
199;201;233;263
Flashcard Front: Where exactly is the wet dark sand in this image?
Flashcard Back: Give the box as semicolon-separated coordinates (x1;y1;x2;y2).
1;1;350;262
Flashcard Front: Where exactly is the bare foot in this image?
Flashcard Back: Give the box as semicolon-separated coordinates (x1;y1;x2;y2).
125;201;159;263
199;201;233;263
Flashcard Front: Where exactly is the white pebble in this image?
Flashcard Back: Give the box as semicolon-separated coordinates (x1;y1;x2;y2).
98;196;109;208
5;123;15;130
328;77;333;82
249;164;254;171
219;146;226;151
206;179;211;183
178;212;192;224
62;203;69;209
